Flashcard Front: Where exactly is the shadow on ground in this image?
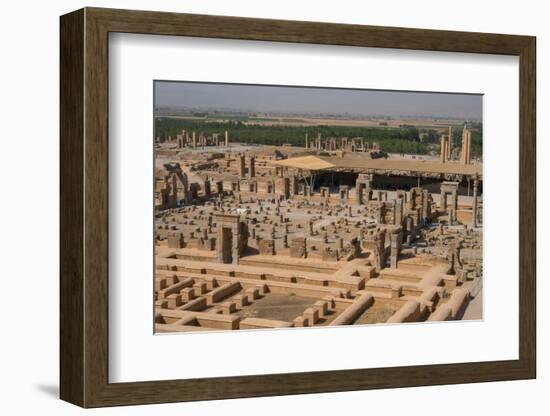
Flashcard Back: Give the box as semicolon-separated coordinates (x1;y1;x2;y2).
35;384;59;399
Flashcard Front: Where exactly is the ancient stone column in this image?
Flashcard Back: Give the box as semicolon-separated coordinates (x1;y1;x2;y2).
283;177;290;199
204;180;211;196
305;133;308;149
464;130;470;165
440;135;447;163
450;191;458;224
461;127;472;165
466;130;472;164
308;219;314;235
390;229;402;269
341;137;347;150
448;207;456;225
224;130;229;147
356;183;364;205
421;189;430;221
463;130;468;164
178;172;189;203
339;185;349;204
377;230;387;269
409;187;417;210
215;180;224;194
471;177;479;227
394;197;404;225
248;156;255;178
406;216;414;244
291;175;298;195
239;155;246;178
377;202;386;224
192;131;196;148
451;189;458;212
440;189;447;211
447;126;453;160
170;174;178;205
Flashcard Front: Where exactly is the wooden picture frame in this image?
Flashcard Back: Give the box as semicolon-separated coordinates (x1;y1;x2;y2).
60;7;536;408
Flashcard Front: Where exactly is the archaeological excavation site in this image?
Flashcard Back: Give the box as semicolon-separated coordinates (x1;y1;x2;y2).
154;123;483;333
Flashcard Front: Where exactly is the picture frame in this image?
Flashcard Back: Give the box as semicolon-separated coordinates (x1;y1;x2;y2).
60;7;536;408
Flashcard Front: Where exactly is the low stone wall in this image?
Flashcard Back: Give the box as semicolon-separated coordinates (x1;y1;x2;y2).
206;282;241;305
157;277;194;299
427;305;453;321
446;288;470;319
239;257;338;275
330;293;374;326
419;287;440;312
387;300;422;323
177;297;207;312
240;318;294;330
156;309;240;330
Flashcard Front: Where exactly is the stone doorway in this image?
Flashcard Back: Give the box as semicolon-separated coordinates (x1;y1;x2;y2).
221;227;233;264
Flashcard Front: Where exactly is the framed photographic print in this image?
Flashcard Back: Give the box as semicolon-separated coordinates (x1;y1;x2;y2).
60;7;536;408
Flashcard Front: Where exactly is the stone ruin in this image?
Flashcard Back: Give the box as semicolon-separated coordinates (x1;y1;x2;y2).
153;131;483;333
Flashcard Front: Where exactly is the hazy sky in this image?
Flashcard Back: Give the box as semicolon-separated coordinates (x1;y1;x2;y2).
154;81;482;120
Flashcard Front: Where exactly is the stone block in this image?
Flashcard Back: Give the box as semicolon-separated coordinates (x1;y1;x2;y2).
303;308;319;324
292;316;309;327
313;300;328;317
246;287;260;300
193;282;207;295
204;276;218;290
233;294;249;308
256;283;269;294
221;301;237;314
179;287;195;302
155;278;167;292
166;294;182;308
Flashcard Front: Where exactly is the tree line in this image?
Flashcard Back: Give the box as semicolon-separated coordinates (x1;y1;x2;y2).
155;118;433;155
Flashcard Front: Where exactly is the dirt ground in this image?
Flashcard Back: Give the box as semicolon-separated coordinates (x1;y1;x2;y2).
235;293;315;322
354;302;401;325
